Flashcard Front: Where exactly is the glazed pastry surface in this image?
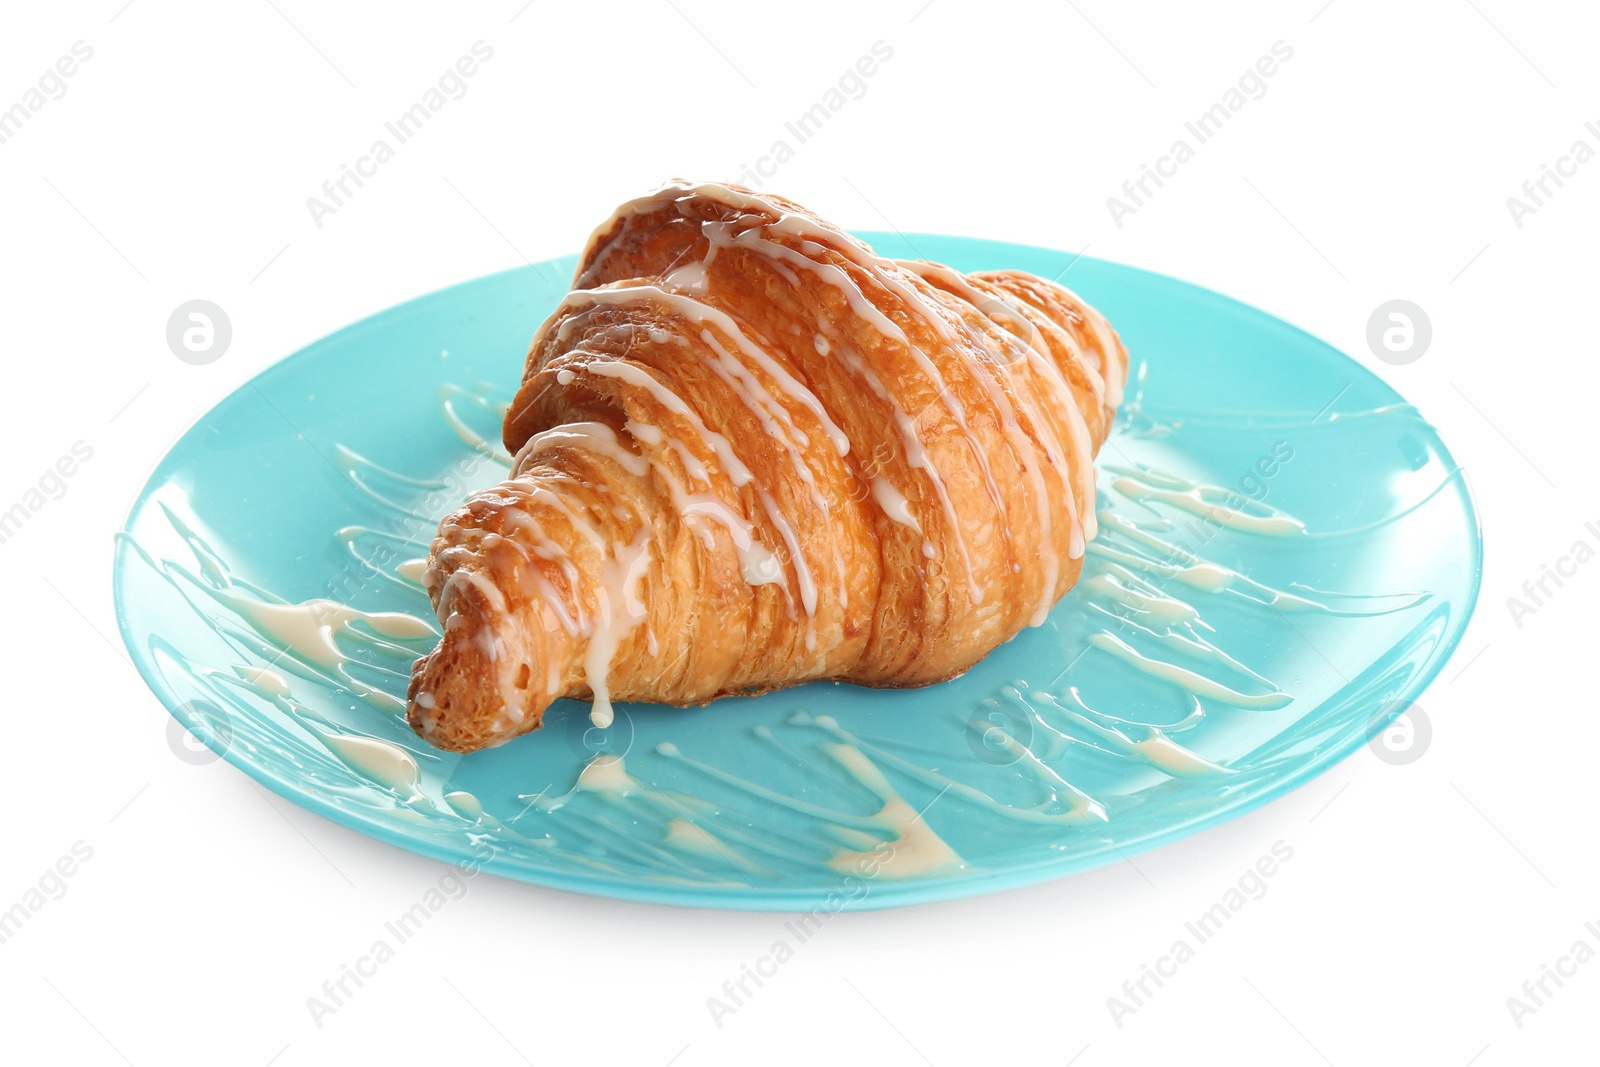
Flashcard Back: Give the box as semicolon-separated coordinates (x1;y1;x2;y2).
408;181;1128;753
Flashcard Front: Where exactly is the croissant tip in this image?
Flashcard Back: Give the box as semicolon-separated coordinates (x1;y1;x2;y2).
406;587;548;753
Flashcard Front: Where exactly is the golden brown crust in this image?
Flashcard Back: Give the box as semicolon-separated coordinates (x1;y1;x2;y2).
407;181;1127;753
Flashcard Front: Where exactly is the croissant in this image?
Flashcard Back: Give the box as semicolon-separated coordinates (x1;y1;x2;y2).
406;181;1128;753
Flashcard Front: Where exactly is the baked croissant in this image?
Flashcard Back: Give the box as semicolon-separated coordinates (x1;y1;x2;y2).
407;181;1127;753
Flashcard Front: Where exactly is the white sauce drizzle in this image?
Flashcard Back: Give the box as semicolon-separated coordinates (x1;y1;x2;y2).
1088;632;1292;710
822;743;965;878
583;360;755;486
870;476;921;532
584;531;652;728
320;734;423;801
576;752;640;794
564;285;851;457
1110;468;1306;536
233;664;291;699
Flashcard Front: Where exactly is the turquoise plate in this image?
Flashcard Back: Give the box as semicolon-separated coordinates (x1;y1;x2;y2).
113;234;1482;910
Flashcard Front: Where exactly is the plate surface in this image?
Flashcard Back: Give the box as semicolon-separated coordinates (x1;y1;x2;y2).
114;234;1481;910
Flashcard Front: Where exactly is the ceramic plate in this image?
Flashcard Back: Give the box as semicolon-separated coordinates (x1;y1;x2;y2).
113;234;1481;910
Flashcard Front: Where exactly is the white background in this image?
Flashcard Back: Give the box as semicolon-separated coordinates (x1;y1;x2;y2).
2;1;1595;1063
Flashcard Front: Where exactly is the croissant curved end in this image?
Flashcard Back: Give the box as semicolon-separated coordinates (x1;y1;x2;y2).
407;571;550;753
